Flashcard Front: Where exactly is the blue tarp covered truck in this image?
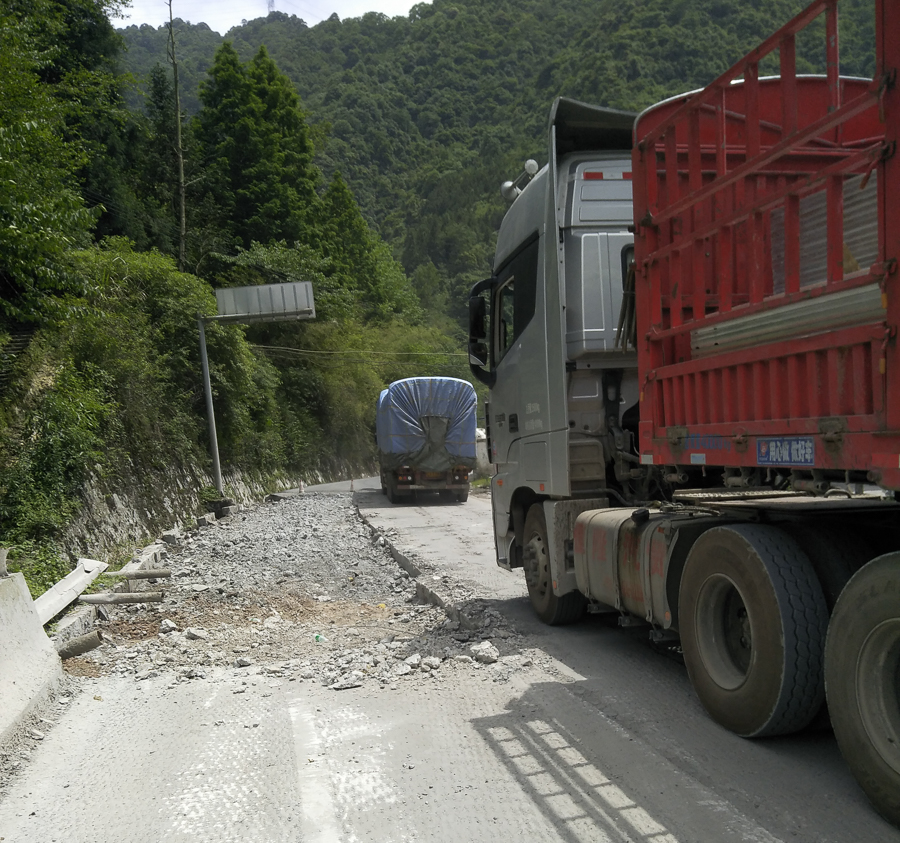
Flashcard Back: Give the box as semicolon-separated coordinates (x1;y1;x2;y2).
376;377;477;503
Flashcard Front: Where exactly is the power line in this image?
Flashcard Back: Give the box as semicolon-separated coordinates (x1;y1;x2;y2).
251;344;466;357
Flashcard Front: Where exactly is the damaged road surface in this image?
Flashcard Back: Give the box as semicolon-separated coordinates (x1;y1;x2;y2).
0;488;898;842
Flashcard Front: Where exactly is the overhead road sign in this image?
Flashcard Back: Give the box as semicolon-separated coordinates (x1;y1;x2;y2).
214;281;315;324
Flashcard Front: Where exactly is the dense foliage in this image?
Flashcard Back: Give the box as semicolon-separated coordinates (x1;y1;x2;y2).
0;0;464;594
121;0;877;321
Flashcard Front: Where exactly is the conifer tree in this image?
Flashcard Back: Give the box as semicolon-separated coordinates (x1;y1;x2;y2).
195;43;319;251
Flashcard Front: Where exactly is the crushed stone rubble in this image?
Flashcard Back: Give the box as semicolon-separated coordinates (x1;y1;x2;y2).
62;493;545;693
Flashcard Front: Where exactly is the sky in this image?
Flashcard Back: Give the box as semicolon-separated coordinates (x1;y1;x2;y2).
114;0;422;34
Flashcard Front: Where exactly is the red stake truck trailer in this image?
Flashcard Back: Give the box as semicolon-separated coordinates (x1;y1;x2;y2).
468;0;900;825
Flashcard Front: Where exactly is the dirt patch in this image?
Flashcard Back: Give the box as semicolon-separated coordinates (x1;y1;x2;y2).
62;659;102;678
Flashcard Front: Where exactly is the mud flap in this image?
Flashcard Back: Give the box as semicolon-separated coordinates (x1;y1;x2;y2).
543;498;609;596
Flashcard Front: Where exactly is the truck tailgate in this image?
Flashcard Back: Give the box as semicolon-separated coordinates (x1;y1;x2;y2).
632;0;900;487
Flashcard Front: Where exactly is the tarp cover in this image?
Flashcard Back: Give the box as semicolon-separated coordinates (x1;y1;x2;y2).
376;377;477;471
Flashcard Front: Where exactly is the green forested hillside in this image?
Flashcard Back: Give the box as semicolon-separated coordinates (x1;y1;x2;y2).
121;0;876;319
0;0;877;593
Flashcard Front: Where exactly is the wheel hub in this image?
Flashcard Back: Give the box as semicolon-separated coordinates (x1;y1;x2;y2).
696;574;752;691
856;617;900;775
523;532;547;593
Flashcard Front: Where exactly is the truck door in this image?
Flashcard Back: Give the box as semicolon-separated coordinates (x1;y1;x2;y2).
489;234;541;468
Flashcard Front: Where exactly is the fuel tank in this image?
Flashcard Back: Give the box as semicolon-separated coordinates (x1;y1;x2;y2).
573;508;672;626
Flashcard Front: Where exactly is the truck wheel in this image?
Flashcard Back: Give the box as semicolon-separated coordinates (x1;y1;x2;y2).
386;475;398;504
784;524;873;730
785;525;871;611
456;487;469;503
679;524;828;737
523;504;584;625
825;552;900;826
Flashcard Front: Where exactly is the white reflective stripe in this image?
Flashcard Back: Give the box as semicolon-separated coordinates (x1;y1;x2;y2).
289;701;341;843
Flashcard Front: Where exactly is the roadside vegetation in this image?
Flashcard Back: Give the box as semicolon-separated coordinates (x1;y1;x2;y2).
0;0;467;595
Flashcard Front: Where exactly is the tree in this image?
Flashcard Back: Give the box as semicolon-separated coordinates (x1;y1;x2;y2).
135;64;179;255
194;43;319;255
0;3;96;322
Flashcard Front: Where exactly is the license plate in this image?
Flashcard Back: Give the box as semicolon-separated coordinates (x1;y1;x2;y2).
422;472;444;480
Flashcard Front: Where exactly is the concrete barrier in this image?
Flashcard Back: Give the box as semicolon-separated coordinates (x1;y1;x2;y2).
475;428;493;477
0;573;63;745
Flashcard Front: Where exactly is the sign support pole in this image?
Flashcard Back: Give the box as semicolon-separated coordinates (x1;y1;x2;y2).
196;280;316;499
197;315;224;496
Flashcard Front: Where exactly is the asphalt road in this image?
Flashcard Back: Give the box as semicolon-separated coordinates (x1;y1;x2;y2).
353;479;900;843
0;478;897;842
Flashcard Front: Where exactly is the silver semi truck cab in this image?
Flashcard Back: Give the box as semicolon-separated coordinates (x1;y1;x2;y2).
468;98;640;622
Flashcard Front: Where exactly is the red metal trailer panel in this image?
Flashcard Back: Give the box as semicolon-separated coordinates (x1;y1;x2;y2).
632;0;900;488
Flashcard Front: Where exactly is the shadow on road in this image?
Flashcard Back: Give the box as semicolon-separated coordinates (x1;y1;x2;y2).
473;687;681;843
354;487;489;509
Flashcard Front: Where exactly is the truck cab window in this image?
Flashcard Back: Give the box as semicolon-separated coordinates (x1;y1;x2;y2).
498;279;516;359
494;236;539;363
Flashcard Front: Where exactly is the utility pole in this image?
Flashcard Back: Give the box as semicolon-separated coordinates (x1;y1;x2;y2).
166;1;187;272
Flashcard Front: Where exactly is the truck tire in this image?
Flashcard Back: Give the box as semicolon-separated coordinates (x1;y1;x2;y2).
785;524;871;611
825;552;900;826
456;486;469;503
679;524;829;737
523;504;585;625
386;475;398;504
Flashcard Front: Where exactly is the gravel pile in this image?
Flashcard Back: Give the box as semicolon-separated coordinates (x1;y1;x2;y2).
66;493;537;691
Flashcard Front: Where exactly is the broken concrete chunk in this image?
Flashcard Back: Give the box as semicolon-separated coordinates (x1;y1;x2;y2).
421;656;442;671
404;654;422;668
330;671;364;690
185;627;208;641
159;619;179;634
470;641;499;664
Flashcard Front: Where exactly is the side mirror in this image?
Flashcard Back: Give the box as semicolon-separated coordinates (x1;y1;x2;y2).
468;295;487;340
468;340;488;367
467;277;497;388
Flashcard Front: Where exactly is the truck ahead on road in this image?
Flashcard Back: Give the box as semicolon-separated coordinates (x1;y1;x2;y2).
467;0;900;826
376;377;477;504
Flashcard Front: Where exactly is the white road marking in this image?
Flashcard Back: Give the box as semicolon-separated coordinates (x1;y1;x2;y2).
289;700;342;843
317;705;399;815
